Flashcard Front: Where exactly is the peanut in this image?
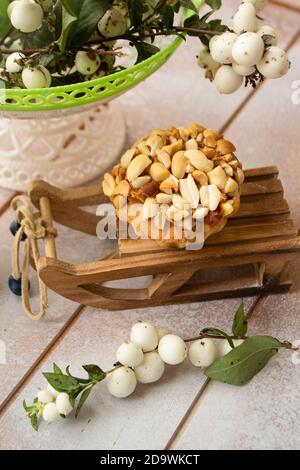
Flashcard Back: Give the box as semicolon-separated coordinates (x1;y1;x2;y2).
149;162;170;182
114;180;130;196
185;149;214;172
202;146;216;159
179;174;199;209
207;166;227;190
216;139;236;155
142;197;159;220
203;135;217;148
162;139;183;156
199;184;221;211
224;177;239;194
221;200;234;217
171;151;188;179
221;163;234;177
102;173;116;197
172;194;191;210
236;167;245;184
131;175;151;189
156;193;173;204
192;170;208;186
126;154;152;182
160;175;179;192
120;149;135;169
146;134;164;156
185;138;198;150
139;181;160;197
193;207;209;219
156;149;171;169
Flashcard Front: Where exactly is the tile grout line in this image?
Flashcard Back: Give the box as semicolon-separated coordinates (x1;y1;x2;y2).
270;0;300;13
164;296;261;450
219;28;300;136
0;303;86;417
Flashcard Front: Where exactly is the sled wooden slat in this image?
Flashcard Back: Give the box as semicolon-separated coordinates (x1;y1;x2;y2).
27;166;300;311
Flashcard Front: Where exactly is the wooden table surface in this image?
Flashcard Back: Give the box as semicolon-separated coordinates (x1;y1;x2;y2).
0;0;300;450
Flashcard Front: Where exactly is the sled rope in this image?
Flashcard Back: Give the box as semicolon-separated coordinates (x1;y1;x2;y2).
11;195;57;321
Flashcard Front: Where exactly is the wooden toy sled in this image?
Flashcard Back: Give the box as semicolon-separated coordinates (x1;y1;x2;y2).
27;166;300;311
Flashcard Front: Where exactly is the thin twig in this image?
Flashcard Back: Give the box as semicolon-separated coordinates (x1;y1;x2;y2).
184;334;299;351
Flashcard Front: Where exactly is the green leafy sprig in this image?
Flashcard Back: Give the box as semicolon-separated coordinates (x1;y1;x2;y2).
24;301;298;431
0;0;228;88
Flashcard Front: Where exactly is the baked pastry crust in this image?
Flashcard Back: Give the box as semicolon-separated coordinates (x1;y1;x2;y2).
102;124;244;248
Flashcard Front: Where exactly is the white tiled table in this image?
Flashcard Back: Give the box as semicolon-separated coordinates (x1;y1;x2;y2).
0;0;299;450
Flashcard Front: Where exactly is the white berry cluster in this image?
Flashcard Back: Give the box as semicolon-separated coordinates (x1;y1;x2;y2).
197;0;290;94
37;385;73;424
106;321;243;398
4;0;129;89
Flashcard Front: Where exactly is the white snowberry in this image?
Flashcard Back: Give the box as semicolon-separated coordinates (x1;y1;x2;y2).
56;392;73;416
130;322;158;352
188;338;218;368
257;46;290;79
233;3;257;35
232;33;264;67
37;389;54;404
209;32;238;65
75;51;100;76
218;339;245;357
197;48;219;80
7;1;23;19
245;0;268;12
214;65;243;94
42;402;60;424
134;351;165;383
22;65;51;88
156;326;172;341
257;25;277;46
116;341;144;368
232;62;255;76
158;334;187;365
47;383;60;398
98;8;129;38
10;0;44;33
115;40;138;69
5;52;25;73
106;366;137;398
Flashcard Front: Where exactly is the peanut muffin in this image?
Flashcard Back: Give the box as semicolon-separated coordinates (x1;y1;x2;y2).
102;124;244;248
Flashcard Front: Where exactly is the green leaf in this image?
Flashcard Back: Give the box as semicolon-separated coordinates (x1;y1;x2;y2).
61;0;82;17
57;6;77;52
179;0;198;14
201;327;235;348
205;336;283;386
232;301;248;337
75;385;93;418
30;413;38;431
205;0;221;10
69;0;109;47
53;363;63;374
128;0;145;26
82;364;106;382
134;41;160;63
43;372;80;392
0;0;10;38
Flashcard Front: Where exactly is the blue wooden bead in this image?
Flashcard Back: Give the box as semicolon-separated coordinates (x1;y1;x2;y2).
8;275;22;296
9;220;26;240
